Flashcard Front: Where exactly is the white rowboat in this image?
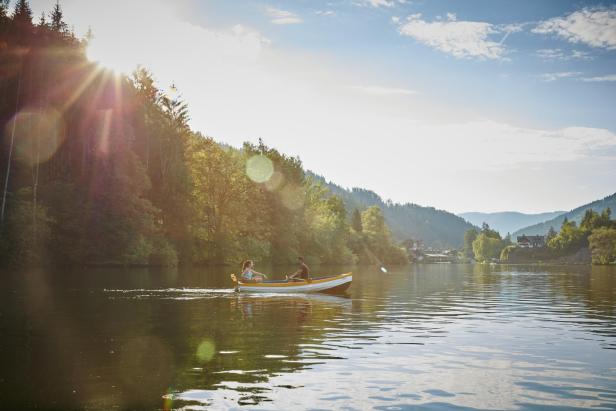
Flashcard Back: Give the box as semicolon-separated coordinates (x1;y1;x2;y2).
230;272;352;294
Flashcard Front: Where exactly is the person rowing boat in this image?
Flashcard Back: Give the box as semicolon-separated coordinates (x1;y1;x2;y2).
287;256;310;281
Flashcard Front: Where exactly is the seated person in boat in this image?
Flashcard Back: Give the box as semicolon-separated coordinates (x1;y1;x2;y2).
287;256;310;281
241;260;267;282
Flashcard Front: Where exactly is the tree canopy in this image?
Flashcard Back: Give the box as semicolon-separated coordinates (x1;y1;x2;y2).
0;2;408;268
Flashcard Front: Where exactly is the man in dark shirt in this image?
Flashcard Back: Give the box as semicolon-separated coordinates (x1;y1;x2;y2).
288;257;310;281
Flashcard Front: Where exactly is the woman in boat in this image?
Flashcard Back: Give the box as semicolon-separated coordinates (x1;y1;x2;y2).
241;260;267;282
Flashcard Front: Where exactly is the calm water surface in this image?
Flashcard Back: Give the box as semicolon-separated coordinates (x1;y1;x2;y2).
1;264;615;410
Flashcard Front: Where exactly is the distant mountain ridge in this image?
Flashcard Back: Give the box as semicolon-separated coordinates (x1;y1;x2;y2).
459;211;565;236
309;173;476;248
512;192;616;238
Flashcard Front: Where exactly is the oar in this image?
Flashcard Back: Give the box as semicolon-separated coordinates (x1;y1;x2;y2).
361;242;388;273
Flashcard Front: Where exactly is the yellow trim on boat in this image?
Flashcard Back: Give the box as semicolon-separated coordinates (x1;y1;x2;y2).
235;272;352;287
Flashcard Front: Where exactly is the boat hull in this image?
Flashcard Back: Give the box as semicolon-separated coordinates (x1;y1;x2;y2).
232;272;352;294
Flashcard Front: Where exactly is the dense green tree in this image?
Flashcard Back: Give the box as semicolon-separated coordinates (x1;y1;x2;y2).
472;233;504;262
463;228;478;259
588;227;616;265
351;208;362;233
0;7;408;270
188;136;256;264
0;188;52;266
581;208;612;232
545;209;615;261
548;219;586;252
480;222;501;240
546;226;557;242
359;206;408;264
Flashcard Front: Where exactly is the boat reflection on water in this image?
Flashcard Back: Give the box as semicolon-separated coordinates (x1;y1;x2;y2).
166;292;354;409
231;292;352;321
2;265;616;410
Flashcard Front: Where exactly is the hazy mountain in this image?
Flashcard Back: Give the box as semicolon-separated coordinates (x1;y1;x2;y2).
459;211;565;236
309;173;476;248
512;192;616;238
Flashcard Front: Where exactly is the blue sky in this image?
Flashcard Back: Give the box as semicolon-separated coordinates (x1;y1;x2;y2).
29;0;616;213
189;0;616;130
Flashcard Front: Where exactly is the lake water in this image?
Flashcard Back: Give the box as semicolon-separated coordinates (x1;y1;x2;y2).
1;264;615;410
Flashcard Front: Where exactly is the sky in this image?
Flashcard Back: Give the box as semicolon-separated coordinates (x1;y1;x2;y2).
28;0;616;214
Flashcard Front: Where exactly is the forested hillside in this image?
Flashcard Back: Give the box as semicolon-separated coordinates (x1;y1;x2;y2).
512;192;616;237
309;173;475;248
0;1;407;267
459;211;564;236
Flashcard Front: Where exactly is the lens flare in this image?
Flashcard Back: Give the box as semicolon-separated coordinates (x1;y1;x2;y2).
8;109;65;166
280;184;305;210
246;154;274;183
265;171;284;191
196;339;216;363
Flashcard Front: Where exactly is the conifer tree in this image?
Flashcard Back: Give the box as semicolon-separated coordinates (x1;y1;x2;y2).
37;11;47;28
13;0;32;25
50;1;67;33
0;0;10;20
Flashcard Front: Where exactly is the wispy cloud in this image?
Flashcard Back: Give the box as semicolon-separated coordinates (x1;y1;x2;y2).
357;0;407;8
351;85;416;96
533;7;616;49
316;10;336;17
536;48;592;61
363;0;395;7
266;7;302;25
540;71;582;82
582;74;616;82
539;72;616;82
396;13;516;60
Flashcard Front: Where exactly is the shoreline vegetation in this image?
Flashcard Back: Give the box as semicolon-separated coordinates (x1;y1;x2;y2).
1;2;614;269
462;208;616;266
0;1;408;269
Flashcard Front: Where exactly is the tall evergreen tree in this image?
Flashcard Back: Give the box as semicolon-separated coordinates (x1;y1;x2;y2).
13;0;32;25
50;0;67;33
37;11;48;28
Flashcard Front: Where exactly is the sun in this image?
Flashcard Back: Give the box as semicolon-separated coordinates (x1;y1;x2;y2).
86;36;141;75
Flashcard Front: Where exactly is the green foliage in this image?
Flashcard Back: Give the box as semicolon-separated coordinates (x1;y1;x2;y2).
353;206;408;265
546;226;557;242
351;208;362;233
548;219;585;252
188;136;256;264
588;228;616;265
500;245;515;261
546;209;615;259
149;238;179;267
463;228;478;258
0;189;53;266
480;222;501;240
0;9;406;271
472;232;505;262
512;193;616;238
581;208;612;232
310;173;475;248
